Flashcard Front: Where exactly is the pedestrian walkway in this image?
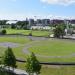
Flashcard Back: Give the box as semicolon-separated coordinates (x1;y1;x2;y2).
11;68;27;75
63;34;75;39
0;65;28;75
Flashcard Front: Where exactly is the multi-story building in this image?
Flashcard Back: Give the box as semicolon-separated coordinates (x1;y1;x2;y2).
36;19;42;26
28;19;34;26
28;19;50;26
50;19;64;25
28;18;75;29
36;19;50;26
42;19;50;26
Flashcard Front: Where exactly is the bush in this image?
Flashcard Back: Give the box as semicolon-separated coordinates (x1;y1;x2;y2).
1;29;6;35
25;52;41;75
29;33;32;36
54;25;65;38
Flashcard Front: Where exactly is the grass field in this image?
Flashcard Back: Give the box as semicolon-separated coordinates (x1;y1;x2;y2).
29;39;75;62
0;47;6;57
6;29;50;37
0;36;30;60
0;36;30;44
16;62;75;75
29;39;75;56
40;65;75;75
0;36;75;75
0;37;75;62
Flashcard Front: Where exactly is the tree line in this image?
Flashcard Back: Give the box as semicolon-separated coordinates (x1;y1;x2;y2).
0;20;29;30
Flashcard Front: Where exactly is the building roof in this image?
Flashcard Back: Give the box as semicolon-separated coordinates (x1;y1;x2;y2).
6;20;18;24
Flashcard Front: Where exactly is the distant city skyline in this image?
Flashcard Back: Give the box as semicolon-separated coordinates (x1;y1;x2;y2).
0;0;75;20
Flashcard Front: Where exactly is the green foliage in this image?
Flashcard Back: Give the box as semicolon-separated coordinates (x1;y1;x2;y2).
11;24;16;29
25;52;41;75
54;24;65;38
3;47;16;68
0;70;17;75
0;20;7;25
29;33;32;36
16;21;28;29
1;29;7;35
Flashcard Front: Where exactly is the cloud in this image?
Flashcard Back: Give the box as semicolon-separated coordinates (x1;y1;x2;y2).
40;0;75;5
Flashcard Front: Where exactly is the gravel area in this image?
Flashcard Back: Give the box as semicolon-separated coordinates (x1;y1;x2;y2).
0;42;21;48
27;36;48;41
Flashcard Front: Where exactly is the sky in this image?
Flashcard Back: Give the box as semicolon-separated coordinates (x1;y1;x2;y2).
0;0;75;20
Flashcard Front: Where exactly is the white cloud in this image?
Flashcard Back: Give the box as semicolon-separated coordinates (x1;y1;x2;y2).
40;0;75;5
0;13;75;20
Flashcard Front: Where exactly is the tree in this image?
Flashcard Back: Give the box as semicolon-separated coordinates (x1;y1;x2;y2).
16;20;28;29
25;52;41;75
3;47;16;71
1;29;7;35
0;20;7;25
0;58;2;74
11;24;16;29
0;20;8;28
54;24;65;38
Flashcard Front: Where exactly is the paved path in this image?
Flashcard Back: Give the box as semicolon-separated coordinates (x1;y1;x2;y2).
0;65;28;75
9;68;28;75
0;42;21;48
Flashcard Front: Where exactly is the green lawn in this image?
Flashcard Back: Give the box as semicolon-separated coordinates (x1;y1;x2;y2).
29;39;75;56
0;47;6;57
16;62;75;75
6;29;31;35
6;29;50;37
0;36;30;44
0;38;38;60
0;37;75;62
40;65;75;75
0;36;75;75
29;39;75;62
0;36;30;60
